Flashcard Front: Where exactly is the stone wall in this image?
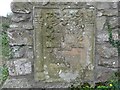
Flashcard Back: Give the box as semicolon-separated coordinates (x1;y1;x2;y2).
2;2;119;88
95;2;119;82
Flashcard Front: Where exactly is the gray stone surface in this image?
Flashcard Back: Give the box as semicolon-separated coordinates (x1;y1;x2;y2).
111;2;118;9
11;14;31;22
22;22;33;30
2;78;31;88
7;29;33;45
97;2;111;10
97;45;118;59
9;22;33;30
32;82;70;88
1;1;118;88
96;16;106;31
9;24;19;28
34;6;95;82
95;67;116;82
103;9;118;16
7;58;32;76
109;17;118;28
11;2;32;14
11;46;33;59
97;31;118;42
98;57;118;67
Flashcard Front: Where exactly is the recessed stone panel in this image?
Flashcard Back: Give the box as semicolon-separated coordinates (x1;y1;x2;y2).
34;6;95;82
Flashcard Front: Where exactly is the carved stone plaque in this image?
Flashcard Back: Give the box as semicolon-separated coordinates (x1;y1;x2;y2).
34;6;95;82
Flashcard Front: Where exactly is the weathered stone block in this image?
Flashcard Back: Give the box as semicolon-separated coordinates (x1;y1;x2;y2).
2;78;31;88
59;70;79;82
22;22;33;30
103;9;118;16
7;58;32;76
11;46;33;59
95;67;116;82
9;24;19;28
96;2;111;9
14;60;31;75
97;11;103;17
96;16;106;31
11;2;32;14
97;2;111;10
9;22;33;30
111;2;118;9
97;45;118;59
97;31;118;42
109;17;118;28
11;14;31;22
98;57;118;68
8;29;33;45
86;2;96;7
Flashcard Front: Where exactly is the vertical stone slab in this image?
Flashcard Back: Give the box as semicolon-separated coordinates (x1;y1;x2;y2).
34;5;96;82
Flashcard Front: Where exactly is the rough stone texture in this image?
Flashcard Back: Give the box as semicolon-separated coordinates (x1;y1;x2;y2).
109;16;118;28
7;58;32;76
96;16;106;31
11;46;33;59
97;45;118;58
98;57;118;68
97;31;118;42
32;82;70;88
95;66;117;82
7;29;33;45
103;9;118;16
11;2;32;14
9;22;33;30
22;22;33;30
11;14;31;23
2;78;31;88
97;2;111;10
2;1;119;88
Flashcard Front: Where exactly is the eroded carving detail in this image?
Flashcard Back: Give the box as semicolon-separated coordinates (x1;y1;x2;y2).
34;8;95;82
